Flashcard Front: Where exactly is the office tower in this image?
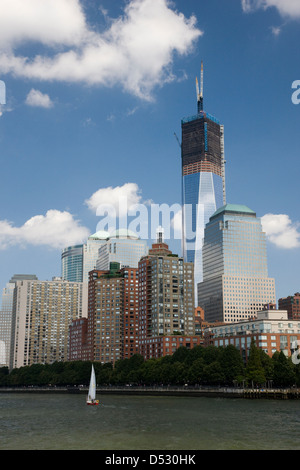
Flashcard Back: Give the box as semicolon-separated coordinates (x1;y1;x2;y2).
83;264;139;364
96;229;148;271
138;232;199;360
10;277;88;368
197;204;276;323
82;230;109;282
61;244;84;282
0;274;38;367
278;293;300;320
181;62;226;294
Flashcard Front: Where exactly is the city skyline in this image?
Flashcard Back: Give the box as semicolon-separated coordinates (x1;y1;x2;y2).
0;0;299;301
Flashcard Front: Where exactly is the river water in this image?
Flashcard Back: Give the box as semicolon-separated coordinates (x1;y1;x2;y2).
0;393;299;450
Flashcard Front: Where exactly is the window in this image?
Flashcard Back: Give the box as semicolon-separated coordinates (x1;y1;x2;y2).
280;336;288;350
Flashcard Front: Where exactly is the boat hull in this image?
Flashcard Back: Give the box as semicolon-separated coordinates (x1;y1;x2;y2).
87;400;99;406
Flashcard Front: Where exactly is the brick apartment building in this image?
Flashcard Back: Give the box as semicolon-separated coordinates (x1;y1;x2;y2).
138;237;201;360
69;263;139;364
278;293;300;321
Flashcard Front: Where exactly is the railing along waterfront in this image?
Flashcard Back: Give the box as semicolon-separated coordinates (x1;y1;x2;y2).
0;385;299;399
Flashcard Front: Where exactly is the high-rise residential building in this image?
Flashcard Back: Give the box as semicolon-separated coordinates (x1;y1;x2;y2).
138;233;199;360
278;293;300;320
10;277;88;368
82;230;109;282
0;274;38;367
61;244;84;282
96;229;148;271
181;63;226;294
198;204;276;323
68;317;89;362
81;264;139;364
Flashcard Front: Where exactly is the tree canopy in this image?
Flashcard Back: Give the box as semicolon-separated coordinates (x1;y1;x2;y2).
1;343;299;388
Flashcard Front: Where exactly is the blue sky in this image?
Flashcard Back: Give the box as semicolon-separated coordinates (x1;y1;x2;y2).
0;0;299;301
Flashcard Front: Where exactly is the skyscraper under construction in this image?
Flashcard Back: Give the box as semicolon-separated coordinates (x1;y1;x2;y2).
181;63;226;296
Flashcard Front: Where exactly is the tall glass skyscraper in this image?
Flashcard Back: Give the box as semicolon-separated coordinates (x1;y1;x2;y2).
181;63;226;295
197;204;276;323
61;245;84;282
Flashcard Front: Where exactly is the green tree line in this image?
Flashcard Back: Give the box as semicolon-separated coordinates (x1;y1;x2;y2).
1;341;299;388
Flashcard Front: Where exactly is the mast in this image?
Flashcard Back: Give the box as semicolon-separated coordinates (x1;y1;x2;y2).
196;61;204;114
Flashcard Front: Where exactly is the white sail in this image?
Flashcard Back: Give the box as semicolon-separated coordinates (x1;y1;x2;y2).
87;365;96;401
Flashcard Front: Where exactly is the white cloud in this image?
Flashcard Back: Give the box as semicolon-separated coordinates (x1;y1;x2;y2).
25;89;53;108
0;210;90;250
0;0;202;100
0;0;89;49
261;213;300;249
271;26;282;36
85;183;143;217
242;0;300;18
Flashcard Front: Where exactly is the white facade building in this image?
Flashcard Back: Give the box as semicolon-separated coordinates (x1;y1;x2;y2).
82;231;109;282
0;275;38;367
96;229;148;271
10;278;88;369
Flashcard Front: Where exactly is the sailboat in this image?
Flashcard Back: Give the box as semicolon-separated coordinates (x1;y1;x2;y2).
86;364;99;405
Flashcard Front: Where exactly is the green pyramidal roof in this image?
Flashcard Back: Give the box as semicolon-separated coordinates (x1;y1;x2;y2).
211;204;256;220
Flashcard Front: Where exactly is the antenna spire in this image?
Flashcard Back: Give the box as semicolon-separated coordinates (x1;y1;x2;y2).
197;61;204;113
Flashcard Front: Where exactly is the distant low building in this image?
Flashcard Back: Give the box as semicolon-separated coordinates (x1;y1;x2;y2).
204;307;300;361
194;306;225;345
141;335;201;360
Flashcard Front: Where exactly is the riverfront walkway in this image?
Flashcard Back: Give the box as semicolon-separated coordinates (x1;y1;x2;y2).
0;385;299;399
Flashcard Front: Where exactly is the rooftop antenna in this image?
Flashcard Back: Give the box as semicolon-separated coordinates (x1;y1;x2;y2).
196;61;204;113
156;226;164;244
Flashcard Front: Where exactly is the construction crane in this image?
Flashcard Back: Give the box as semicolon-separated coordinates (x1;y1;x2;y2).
174;132;181;149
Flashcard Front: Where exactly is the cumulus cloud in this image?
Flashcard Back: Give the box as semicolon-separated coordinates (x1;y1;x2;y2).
270;25;282;36
85;183;144;217
261;213;300;249
0;0;202;100
0;0;89;48
25;89;54;108
242;0;300;18
0;210;90;250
